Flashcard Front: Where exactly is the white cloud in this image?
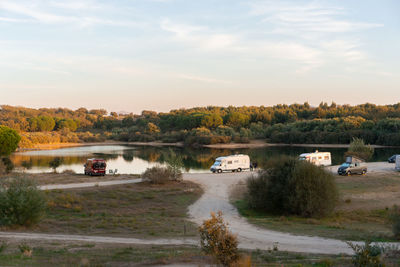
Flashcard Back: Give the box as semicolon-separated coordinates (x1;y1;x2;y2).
161;19;237;50
0;0;137;27
250;1;383;34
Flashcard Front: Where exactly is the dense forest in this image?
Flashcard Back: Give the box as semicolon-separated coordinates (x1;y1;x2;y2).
1;102;400;147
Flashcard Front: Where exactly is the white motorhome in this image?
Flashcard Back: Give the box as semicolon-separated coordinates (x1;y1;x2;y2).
210;154;250;173
396;155;400;171
299;151;332;166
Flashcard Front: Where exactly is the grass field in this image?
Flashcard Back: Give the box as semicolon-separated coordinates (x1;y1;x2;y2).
0;240;355;266
232;172;400;241
4;181;203;238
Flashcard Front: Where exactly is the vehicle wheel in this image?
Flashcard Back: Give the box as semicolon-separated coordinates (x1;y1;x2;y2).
217;169;222;173
237;168;242;172
347;171;351;176
212;170;216;174
89;172;93;176
232;170;235;172
362;170;366;175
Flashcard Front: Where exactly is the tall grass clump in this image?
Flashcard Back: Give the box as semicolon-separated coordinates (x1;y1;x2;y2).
345;137;374;161
246;156;338;218
0;177;46;226
390;205;400;240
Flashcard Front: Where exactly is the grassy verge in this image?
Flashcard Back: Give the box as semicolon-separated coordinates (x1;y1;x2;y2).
13;181;202;238
0;241;354;267
235;200;393;241
232;172;400;242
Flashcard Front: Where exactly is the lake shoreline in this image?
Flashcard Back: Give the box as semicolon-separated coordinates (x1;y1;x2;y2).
16;140;396;152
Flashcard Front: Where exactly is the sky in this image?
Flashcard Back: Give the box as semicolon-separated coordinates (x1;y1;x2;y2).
0;0;399;114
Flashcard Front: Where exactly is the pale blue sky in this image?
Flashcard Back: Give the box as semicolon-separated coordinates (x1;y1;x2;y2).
0;0;399;113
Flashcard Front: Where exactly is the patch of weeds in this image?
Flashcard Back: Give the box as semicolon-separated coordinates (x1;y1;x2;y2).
0;241;7;254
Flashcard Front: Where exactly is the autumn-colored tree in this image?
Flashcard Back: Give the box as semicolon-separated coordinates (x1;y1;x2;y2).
199;211;239;266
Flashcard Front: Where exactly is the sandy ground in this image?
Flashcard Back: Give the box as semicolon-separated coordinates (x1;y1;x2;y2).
1;162;399;255
20;139;395;151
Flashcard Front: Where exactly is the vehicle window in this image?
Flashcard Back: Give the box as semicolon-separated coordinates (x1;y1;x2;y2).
318;157;322;160
228;161;232;164
234;160;239;163
324;156;329;160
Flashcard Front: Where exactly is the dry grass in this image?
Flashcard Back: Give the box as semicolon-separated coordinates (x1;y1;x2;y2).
7;181;202;238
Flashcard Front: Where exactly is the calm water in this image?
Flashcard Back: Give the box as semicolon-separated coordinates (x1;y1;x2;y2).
10;145;400;174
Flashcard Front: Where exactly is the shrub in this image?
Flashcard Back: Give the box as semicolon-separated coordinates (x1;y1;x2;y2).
49;157;63;173
246;156;338;218
0;125;21;156
346;137;374;161
165;149;183;182
199;211;239;266
389;205;400;239
142;166;179;184
0;177;46;226
347;241;385;267
0;157;14;174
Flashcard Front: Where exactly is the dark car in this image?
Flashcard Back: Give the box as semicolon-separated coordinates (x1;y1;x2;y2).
338;162;367;176
388;155;399;163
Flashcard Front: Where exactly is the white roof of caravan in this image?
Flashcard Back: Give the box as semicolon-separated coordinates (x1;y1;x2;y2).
299;151;330;157
215;154;249;161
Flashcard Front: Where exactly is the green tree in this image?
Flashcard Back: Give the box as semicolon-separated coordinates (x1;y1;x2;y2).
201;114;223;129
226;112;249;128
0;126;21;156
49;157;63;173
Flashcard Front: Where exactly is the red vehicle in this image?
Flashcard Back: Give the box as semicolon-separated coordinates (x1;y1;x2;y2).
84;158;106;176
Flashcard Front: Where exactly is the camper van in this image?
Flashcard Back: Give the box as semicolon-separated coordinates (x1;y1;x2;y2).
84;158;106;176
299;151;332;166
210;154;250;173
396;155;400;171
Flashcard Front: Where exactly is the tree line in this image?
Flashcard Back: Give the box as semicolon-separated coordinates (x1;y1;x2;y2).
2;102;400;146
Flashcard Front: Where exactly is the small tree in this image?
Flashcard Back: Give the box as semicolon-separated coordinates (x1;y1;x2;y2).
0;126;20;175
199;211;239;266
346;137;374;161
347;241;385;267
165;149;183;181
0;177;46;226
49;157;63;173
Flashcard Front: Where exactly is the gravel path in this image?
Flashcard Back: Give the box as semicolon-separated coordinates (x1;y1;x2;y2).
185;172;355;254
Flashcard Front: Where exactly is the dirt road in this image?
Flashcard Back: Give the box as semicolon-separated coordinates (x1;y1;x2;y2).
184;172;357;254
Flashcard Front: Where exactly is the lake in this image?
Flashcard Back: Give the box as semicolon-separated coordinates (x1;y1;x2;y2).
10;144;400;174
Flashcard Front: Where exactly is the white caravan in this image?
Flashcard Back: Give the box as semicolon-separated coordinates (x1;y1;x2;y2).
210;154;250;173
299;151;332;166
396;155;400;171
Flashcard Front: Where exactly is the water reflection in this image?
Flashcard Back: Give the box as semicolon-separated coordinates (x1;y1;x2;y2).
10;145;400;174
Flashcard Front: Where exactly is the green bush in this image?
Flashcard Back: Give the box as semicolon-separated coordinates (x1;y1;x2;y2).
246;156;338;218
0;177;46;226
347;241;385;267
346;137;374;161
